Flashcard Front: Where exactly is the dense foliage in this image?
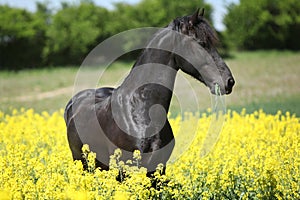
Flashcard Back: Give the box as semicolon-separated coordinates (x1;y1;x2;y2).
0;0;211;69
0;109;299;199
224;0;300;50
1;0;299;69
0;4;47;70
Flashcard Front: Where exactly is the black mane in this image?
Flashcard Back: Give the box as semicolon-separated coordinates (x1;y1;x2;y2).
171;14;218;46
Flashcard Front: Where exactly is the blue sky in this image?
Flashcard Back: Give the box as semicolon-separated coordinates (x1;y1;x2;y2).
0;0;239;31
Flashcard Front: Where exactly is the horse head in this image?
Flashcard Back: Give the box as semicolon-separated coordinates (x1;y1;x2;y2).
172;8;235;95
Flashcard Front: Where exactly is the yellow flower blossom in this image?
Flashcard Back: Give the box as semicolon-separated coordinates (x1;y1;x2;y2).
0;109;299;199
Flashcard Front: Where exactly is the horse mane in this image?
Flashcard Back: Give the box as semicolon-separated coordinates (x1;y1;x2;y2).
132;12;219;68
171;14;219;46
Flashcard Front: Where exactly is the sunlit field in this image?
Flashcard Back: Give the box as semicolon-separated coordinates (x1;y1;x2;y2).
0;51;299;199
0;108;299;199
0;51;300;116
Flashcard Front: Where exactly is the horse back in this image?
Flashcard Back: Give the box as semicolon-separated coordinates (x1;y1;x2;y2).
64;87;114;125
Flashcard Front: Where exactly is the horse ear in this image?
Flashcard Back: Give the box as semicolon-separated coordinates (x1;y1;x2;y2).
190;8;200;25
199;8;205;17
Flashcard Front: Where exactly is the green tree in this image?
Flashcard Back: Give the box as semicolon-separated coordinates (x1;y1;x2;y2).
43;1;109;65
0;0;219;69
0;5;47;69
108;0;213;32
224;0;300;50
137;0;213;26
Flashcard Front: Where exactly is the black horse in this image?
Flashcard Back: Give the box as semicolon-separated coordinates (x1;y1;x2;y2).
64;9;235;175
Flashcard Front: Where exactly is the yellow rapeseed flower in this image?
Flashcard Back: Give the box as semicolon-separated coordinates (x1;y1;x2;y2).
0;109;299;199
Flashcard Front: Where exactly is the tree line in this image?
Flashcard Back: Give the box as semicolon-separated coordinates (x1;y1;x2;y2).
224;0;300;50
0;0;299;70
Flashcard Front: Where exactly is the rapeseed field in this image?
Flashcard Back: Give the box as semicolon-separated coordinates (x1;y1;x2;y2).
0;109;299;199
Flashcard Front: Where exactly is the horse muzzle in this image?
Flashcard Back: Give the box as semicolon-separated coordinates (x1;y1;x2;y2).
209;77;235;95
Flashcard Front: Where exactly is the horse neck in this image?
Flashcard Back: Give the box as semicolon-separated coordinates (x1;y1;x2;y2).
118;49;177;110
116;29;179;111
109;29;178;138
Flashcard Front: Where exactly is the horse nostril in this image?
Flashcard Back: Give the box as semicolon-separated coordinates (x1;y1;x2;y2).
227;78;235;88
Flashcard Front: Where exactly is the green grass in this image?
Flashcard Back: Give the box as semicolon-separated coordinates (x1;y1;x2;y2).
0;67;77;113
225;50;300;116
228;94;300;116
0;51;299;116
